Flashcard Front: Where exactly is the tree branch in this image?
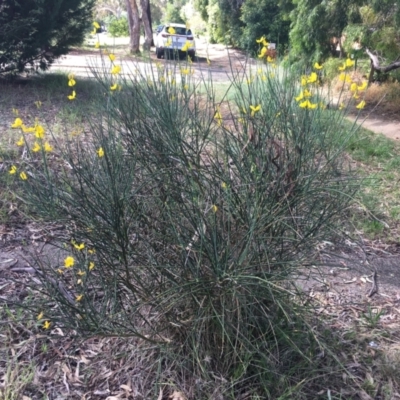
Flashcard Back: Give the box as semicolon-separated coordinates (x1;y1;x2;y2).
365;48;400;73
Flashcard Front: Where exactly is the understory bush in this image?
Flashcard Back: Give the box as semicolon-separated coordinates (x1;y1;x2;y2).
9;54;360;397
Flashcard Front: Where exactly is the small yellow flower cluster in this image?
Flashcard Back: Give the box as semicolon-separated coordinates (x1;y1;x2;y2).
55;243;97;309
181;41;194;52
67;73;76;100
37;312;51;330
337;58;367;109
256;36;276;66
107;52;122;91
91;22;102;48
294;63;325;109
91;21;100;35
9;113;54;179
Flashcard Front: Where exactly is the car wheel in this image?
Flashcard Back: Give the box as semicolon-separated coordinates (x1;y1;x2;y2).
156;47;162;59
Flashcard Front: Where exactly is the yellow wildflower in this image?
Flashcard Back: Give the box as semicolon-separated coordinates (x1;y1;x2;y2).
258;46;267;58
301;76;307;86
111;65;121;75
77;269;86;276
358;81;368;91
43;321;51;329
168;26;176;34
250;104;261;117
345;75;352;83
307;72;318;84
68;78;76;87
256;36;268;47
314;62;323;70
89;262;95;271
109;53;116;61
181;68;190;75
350;82;358;92
211;205;218;213
76;294;83;302
303;89;312;97
32;142;41;152
91;28;97;35
345;58;355;67
64;256;75;268
356;100;366;109
299;100;318;109
37;312;44;320
16;137;24;146
338;63;346;71
295;92;304;102
97;147;104;157
9;165;17;174
110;83;118;90
35;125;45;138
68;90;76;100
44;142;53;152
22;125;35;133
166;38;172;47
20;171;27;180
339;73;346;82
267;56;274;63
11;118;23;128
74;242;85;250
221;182;227;189
88;248;96;254
214;109;223;126
93;21;100;29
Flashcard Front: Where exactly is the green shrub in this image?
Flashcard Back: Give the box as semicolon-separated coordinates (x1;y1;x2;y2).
107;16;129;37
0;0;95;75
11;57;359;397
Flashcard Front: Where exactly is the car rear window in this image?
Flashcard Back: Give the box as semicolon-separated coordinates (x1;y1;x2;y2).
167;27;192;36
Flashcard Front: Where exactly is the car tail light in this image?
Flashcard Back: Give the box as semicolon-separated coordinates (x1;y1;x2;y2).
187;36;193;40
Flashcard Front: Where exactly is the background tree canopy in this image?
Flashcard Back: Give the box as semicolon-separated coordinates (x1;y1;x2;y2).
0;0;95;75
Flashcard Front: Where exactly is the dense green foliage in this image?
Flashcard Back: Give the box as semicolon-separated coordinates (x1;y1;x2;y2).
193;0;400;68
0;0;95;75
107;16;129;37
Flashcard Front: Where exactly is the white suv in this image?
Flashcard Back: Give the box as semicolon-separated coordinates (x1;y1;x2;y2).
155;23;196;60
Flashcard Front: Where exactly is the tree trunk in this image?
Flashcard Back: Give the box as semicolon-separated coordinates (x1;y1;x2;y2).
365;47;400;83
126;0;141;54
140;0;153;51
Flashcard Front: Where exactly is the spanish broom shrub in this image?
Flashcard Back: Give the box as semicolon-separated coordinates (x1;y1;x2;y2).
9;52;360;397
